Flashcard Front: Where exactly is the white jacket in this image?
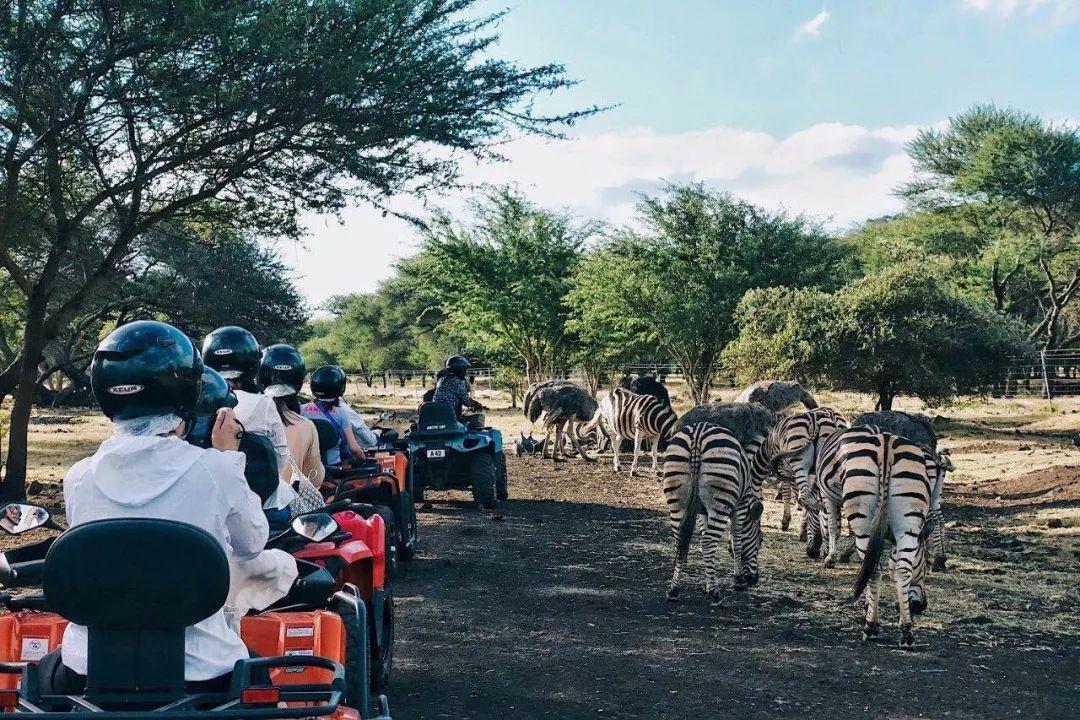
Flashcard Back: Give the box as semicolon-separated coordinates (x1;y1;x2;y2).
61;435;270;681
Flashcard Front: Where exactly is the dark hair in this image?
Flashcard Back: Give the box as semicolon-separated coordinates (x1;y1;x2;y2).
273;394;302;426
228;376;260;394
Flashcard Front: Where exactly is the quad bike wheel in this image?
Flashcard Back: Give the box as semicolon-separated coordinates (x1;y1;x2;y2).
370;588;394;692
471;454;498;509
397;490;418;561
495;452;509;501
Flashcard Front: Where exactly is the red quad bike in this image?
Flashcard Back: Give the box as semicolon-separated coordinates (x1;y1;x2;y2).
0;502;391;720
250;504;394;694
309;411;418;565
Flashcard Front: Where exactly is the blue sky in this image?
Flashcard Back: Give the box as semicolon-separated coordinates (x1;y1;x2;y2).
293;0;1080;306
472;0;1080;136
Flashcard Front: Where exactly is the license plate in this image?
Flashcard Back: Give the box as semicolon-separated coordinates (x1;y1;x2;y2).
427;449;446;459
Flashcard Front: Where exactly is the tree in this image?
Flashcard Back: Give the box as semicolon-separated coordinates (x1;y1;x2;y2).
570;184;848;403
26;228;310;407
901;105;1080;350
723;265;1032;410
0;0;594;495
418;187;594;382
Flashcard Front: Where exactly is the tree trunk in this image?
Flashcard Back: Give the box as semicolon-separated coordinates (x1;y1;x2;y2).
1;307;50;500
876;384;894;412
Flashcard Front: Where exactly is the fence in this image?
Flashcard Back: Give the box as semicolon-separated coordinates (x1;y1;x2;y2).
1003;350;1080;398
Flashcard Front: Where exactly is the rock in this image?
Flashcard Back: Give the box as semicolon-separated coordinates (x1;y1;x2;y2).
1047;518;1064;529
27;480;44;496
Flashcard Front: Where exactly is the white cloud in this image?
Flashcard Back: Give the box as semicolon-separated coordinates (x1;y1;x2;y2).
961;0;1080;25
794;9;831;38
292;120;920;307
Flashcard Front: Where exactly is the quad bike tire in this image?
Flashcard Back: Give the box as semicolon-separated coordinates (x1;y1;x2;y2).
495;452;509;501
370;587;394;692
397;490;418;561
470;454;498;509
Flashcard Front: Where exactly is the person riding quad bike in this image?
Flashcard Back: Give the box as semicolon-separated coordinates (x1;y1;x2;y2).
302;365;379;466
432;356;487;429
51;320;294;693
259;344;326;515
202;325;296;520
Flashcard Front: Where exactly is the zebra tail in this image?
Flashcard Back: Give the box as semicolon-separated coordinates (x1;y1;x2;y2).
850;443;890;602
674;448;702;565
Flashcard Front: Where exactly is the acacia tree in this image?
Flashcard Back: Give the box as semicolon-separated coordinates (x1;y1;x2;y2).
570;184;846;403
419;187;594;383
901;105;1080;350
723;266;1032;410
0;0;593;496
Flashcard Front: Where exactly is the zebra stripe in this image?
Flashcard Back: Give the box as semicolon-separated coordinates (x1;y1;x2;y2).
598;388;678;475
663;423;763;603
815;427;932;648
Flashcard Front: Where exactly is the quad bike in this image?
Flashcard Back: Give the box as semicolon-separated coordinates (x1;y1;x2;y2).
261;502;394;693
310;411;418;564
404;402;508;509
0;502;390;720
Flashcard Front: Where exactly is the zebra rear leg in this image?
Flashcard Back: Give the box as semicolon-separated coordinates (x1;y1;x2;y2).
700;519;724;605
930;508;947;571
823;503;843;568
893;545;917;649
861;562;883;642
628;429;643;476
780;480;792;532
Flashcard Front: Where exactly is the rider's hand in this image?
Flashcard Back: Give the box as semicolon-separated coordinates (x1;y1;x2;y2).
212;408;243;452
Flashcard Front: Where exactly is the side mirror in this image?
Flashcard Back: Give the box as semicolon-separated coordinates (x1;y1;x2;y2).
0;504;51;535
290;513;338;542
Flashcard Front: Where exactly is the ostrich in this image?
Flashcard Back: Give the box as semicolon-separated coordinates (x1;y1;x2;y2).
735;380;818;414
524;380;599;463
851;410;939;449
630;374;671;407
677;401;780;454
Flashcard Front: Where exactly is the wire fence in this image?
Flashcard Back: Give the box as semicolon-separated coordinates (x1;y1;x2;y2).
1002;350;1080;398
347;353;1080;401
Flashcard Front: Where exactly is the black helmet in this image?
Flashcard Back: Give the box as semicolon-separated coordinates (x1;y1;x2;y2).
201;326;260;384
91;321;203;421
446;355;471;377
186;367;239;448
310;365;347;400
259;344;306;397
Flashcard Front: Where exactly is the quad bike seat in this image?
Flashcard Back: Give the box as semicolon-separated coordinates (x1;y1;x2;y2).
409;402;466;440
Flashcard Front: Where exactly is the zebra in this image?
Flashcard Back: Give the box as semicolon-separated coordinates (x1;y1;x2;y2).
663;423;764;604
747;407;848;537
591;388;677;475
804;427;951;570
818;427;933;648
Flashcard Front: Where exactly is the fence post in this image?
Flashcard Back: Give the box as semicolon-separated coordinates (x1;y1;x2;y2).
1040;350;1054;411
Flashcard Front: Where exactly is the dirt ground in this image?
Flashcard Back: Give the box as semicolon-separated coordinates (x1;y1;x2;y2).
6;391;1080;719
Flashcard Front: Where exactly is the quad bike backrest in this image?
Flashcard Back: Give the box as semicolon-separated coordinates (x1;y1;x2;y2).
414;402;464;436
311;416;343;464
43;519;229;705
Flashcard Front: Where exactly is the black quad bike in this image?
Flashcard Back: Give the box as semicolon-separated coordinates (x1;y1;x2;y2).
404;402;508;510
0;503;391;720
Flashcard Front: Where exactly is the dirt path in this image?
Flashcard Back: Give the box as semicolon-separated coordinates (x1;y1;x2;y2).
388;455;1080;720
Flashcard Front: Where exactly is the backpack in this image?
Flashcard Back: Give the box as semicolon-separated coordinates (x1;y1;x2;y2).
238;431;280;504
